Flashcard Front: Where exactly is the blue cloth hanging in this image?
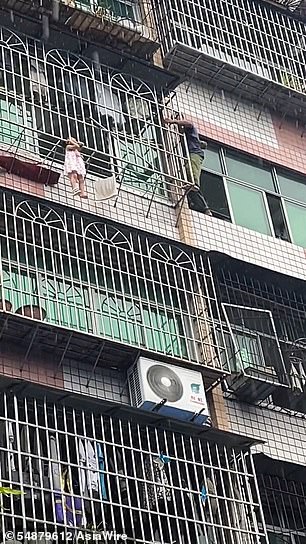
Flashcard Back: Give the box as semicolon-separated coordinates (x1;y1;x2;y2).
159;452;171;464
97;443;108;500
200;485;208;504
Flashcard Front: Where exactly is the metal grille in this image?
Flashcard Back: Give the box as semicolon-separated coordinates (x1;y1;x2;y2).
155;0;306;93
215;260;306;407
0;190;228;370
0;390;267;543
221;304;287;384
259;472;306;542
0;25;189;202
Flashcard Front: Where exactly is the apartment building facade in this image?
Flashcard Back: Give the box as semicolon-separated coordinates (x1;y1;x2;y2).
0;0;305;542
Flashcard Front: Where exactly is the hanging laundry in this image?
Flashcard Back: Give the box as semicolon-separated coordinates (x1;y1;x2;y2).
232;480;251;544
62;467;84;527
142;454;172;509
7;421;16;474
50;435;64;524
189;492;216;544
20;425;49;499
95;174;117;201
127;96;151;121
97;443;108;500
289;358;306;395
79;439;100;497
96;82;125;129
0;421;18;484
30;60;48;102
50;435;85;527
204;478;218;516
108;449;128;500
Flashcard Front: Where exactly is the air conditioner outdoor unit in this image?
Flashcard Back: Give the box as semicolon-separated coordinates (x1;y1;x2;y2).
128;357;209;425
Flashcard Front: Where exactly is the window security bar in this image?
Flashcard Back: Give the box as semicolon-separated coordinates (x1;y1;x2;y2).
263;0;305;12
154;0;306;93
259;472;306;539
0;390;268;543
216;263;306;409
0;27;190;212
0;190;230;371
221;304;288;383
0;0;159;57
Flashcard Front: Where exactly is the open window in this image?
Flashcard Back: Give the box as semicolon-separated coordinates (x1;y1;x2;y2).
222;304;289;402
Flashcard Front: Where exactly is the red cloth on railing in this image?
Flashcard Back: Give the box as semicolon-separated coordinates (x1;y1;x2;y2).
0;155;60;185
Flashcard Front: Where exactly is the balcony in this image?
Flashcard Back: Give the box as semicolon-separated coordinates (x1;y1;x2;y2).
0;190;230;384
222;304;289;403
264;0;306;15
0;382;265;538
0;25;188;210
0;0;159;59
154;0;306;123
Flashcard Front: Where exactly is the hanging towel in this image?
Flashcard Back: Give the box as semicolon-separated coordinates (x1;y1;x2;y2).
97;443;108;500
95;174;117;201
8;422;16;474
96;83;125;128
30;61;48;101
50;435;63;523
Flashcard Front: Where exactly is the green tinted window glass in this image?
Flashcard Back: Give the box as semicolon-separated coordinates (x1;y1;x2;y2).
3;268;37;311
119;128;166;196
76;0;134;19
0;99;22;147
278;170;306;205
143;308;187;358
227;182;272;235
226;151;274;191
285;201;306;247
0;98;35;151
204;146;222;173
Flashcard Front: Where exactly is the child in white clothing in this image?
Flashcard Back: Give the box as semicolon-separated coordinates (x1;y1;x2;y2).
64;137;87;198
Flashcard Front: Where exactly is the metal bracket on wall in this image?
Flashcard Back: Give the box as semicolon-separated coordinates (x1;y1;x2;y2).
54;331;73;378
86;341;105;388
233;74;249;111
0;315;9;341
185;54;202;92
20;324;40;372
209;64;226;102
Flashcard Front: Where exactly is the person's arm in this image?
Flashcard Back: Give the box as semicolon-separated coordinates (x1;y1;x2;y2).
164;117;193;128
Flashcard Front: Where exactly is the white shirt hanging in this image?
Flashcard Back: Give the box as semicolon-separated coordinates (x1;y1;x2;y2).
30;61;48;100
96;82;125;128
79;439;99;496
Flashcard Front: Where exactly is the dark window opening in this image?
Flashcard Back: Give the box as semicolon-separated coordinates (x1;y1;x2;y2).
267;194;291;242
200;171;231;220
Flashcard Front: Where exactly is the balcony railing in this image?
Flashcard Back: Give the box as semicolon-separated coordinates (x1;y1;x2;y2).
0;26;192;208
154;0;306;122
0;191;230;376
0;0;159;58
221;304;289;402
0;387;267;541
